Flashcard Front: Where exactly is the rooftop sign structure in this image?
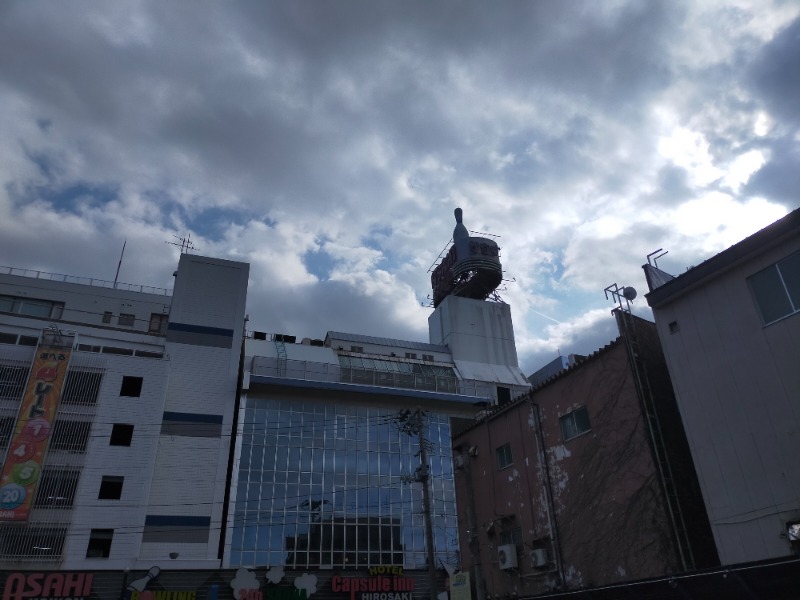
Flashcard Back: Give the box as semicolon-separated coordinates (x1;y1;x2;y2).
430;208;503;307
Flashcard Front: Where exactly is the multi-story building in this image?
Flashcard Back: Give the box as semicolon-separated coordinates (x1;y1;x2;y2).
643;207;800;565
0;253;249;571
0;208;533;600
222;209;531;599
452;309;717;597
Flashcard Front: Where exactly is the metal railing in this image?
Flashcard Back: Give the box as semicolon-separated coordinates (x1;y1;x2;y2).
250;356;494;398
0;265;171;296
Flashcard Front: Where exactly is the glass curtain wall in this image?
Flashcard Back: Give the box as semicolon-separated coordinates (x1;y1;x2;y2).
229;397;460;570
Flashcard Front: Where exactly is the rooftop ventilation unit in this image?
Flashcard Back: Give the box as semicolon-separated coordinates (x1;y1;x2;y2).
497;544;517;570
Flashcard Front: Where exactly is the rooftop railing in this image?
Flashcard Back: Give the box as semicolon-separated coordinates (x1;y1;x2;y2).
0;266;171;296
250;356;494;399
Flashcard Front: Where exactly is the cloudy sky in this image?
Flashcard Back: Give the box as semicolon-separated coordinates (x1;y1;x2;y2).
1;1;798;376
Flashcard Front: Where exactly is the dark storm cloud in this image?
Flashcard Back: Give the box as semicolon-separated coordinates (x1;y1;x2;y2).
0;1;797;377
744;137;800;204
747;16;800;127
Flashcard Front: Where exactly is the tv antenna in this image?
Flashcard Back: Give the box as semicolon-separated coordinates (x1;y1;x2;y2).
166;234;197;254
605;282;637;313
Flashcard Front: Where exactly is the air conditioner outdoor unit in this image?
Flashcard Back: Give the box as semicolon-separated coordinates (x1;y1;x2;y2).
497;544;517;570
453;455;465;469
529;548;548;567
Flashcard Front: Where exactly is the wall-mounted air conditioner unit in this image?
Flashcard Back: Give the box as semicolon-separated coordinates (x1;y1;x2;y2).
453;455;465;469
529;548;548;567
497;544;517;570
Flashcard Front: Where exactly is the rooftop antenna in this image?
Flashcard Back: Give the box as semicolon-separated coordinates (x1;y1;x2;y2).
647;248;668;269
113;239;126;289
605;282;637;313
166;234;197;254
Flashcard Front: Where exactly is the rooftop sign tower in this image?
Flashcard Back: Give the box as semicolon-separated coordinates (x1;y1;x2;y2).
430;208;503;307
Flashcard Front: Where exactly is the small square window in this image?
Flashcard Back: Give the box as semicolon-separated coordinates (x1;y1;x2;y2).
496;443;513;470
102;311;112;324
148;313;168;334
560;406;591;441
119;376;143;397
118;313;135;327
86;529;113;558
668;321;680;334
98;476;124;500
110;424;134;446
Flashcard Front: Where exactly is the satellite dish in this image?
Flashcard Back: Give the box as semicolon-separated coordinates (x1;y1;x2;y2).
622;287;637;301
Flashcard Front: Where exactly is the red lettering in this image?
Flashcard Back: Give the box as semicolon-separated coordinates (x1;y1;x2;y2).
42;573;63;597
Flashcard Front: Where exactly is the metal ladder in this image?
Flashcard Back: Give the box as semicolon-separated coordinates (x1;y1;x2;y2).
274;338;287;377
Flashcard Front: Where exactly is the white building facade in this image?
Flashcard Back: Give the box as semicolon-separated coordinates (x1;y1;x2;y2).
644;207;800;565
0;253;248;571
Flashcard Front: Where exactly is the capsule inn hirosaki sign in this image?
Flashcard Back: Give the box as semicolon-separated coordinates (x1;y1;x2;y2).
0;331;74;521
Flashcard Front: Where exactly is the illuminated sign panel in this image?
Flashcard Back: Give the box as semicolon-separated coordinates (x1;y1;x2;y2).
0;331;74;521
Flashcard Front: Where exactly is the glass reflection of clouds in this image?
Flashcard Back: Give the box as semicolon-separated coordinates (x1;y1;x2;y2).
229;398;459;570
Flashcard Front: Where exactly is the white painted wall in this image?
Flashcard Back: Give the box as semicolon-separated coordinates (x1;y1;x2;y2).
652;236;800;565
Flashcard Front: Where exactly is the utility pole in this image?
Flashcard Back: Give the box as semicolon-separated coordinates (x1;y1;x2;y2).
398;409;439;600
458;448;486;600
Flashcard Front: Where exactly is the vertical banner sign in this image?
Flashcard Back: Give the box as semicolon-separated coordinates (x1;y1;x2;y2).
0;331;74;521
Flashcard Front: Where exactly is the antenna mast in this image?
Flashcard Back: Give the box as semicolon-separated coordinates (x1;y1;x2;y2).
166;234;197;254
113;240;126;289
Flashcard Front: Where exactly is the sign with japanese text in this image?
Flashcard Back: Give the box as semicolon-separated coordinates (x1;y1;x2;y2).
0;331;74;521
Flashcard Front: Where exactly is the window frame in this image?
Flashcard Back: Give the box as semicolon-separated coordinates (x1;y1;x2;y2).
560;406;591;441
496;442;513;470
98;476;124;500
748;252;800;326
110;423;134;446
86;529;114;558
119;376;143;397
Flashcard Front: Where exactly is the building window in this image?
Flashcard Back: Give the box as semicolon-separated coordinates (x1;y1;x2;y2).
350;346;364;353
50;420;91;452
18;335;38;346
496;443;513;469
668;321;680;334
118;313;135;327
98;476;124;500
0;333;16;345
0;417;14;451
497;386;511;405
405;352;417;359
499;525;522;546
102;311;112;324
0;295;64;319
148;313;168;334
110;423;134;446
34;469;80;508
0;526;67;560
422;354;434;362
120;376;143;397
61;369;103;405
86;529;113;558
560;406;591;441
748;252;800;325
0;364;27;401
